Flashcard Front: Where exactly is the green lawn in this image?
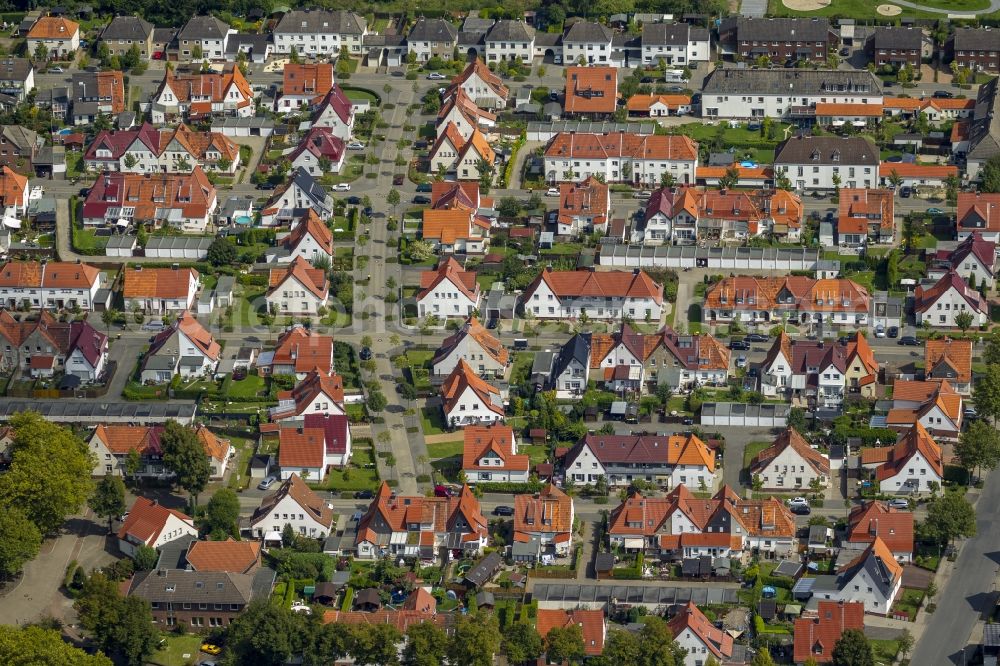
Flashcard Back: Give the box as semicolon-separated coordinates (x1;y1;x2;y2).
72;224;108;253
426;439;464;459
65;150;84;178
227;374;267;399
342;87;378;105
521;444;548;467
149;634;203;666
743;441;771;471
871;639;900;666
891;588;925;621
420;406;447;435
312;446;380;493
766;0;943;18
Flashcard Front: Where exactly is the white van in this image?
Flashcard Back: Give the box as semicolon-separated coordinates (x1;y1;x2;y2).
664;69;685;83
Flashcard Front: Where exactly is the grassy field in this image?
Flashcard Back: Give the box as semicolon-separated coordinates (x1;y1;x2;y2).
421;406;447;435
315;445;380;493
149;634;203;666
743;441;771;471
226;374;267;399
425;439;464;459
766;0;945;18
342;87;379;105
871;638;900;666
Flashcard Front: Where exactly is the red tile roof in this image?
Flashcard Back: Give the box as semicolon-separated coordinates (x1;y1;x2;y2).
558;176;609;228
441;359;503;418
545;132;698;162
564;66;618;114
448;58;509;101
704;276;870;314
668;602;734;660
514;484;573;538
117;496;193;545
793;601;865;664
355;482;488;547
815;102;883;117
185;539;261;574
82;168;217;223
874;423;943;482
418;257;480;303
282;63;334;102
432;316;508;369
123;267;198;300
838;188;894;232
957;192;1000;233
0;260;100;290
878;162;959;180
462;424;529;472
0;166;28;208
572;432;714;471
750;427;830;477
270;326;333;375
278;427;326;469
846;501;915;555
525;267;663;304
27;16;79;39
925;337;973;386
267;256;329;302
537;609;605;656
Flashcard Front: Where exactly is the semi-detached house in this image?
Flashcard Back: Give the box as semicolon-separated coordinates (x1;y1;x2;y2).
82;168;218;233
416;258;481;319
860;423;944;494
0;260;101;311
514;484;574;559
483;21;535;65
0;310;107;382
150;65;253;124
446;59;509;110
265;256;329;316
760;330;878;406
702;69;881;121
273;9;368;57
952;27;1000;73
122;266;200;314
562;21;614;66
407;18;458;63
886;379;963;441
914;270;988;328
84;123;240;175
749;427;830;491
140;311;220;382
808;537;903;615
563;432;716;490
269;370;346;422
89;423;231;479
543;132;698;186
846;501;915;562
441;359;504;427
461;423;529;483
641;22;710;66
774;136;880;192
719;16;834;64
522;267;664;321
176;16;232;62
249;473;336;539
431;315;508;378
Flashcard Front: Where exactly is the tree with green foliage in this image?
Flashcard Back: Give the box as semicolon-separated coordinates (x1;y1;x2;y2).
133;544;158;571
387;188;401;216
88;476;126;534
787;407;808;432
596;629;642;666
0;625;112;665
545;624;586;664
0;412;94;535
831;628;874;666
352;623;402;666
497;196;522;219
366;390;388;413
75;571;158;666
403;621;448;666
0;507;41;579
638;616;687;665
101;308;119;336
477;158;495;195
503;622;543;665
956;419;1000;481
207;237;238;266
447;613;501;666
897;629;914;660
223;601;311;666
974;363;1000;425
205;487;241;538
191;44;203;61
718;166;739;190
752;647;776;666
304;622;354;666
923;491;976;544
981;154;1000;193
885;250;899;288
160;421;211;510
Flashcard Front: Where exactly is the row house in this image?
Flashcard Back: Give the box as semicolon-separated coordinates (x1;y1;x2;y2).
703;276;871;331
718;16;834;64
608;484;796;557
543;132;698;187
886;379;963;441
99;16;154;60
356;482;488;561
563;432;716;490
877;162;959;190
556;176;610;236
950;27;1000;73
437;88;496;140
84;123;240;175
925;337;974;395
273;9;367;57
562;21;614;66
461;423;529;484
310;86;355;141
700;68;882;121
82;168;218;233
637;186;803;245
431;315;508;379
760;331;878;406
150;65;253;124
407;18;458;62
139;311;220;382
774;136;880;191
264;326;334;379
248;474;336;539
260;168;334;227
416;258;481;319
0;260;101;311
123;266;199;314
441;359;504;427
26;16;80;59
522;267;664;321
269;370;346;422
276;413;352;481
748;427;830;491
483;20;534;65
445;59;508;111
513;484;574;560
914;270;988;329
275;63;333;113
265;256;329;316
868;26;923;70
860;424;944;495
956;78;1000;181
176;16;232;62
0;310;107;381
89;423;231;479
641;22;710;66
837;188;895;247
815;102;883;129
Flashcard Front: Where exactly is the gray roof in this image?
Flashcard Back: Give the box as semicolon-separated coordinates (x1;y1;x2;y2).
535;32;562;48
954;27;1000;52
178;15;230;41
774;136;879;166
985;624;1000;648
226;34;271;54
457;31;485;48
274;9;367;36
703;68;881;96
641;22;690;46
564;21;614;44
101;15;153;42
552;333;590;380
967;77;1000;161
533;583;739;606
836;546;898;598
464;551;503;587
145;236;214;251
872;26;922;51
0;125;40;151
216;275;235;294
0;399;196;424
105;234;137;250
0;58;32;84
129;567;275;606
152;28;177;45
486;20;534;43
734;17;831;42
408;18;458;44
211;116;274;130
290;167;331;205
461;16;495;33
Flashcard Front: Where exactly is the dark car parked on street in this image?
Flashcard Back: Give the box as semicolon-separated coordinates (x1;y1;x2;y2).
898;336;920;346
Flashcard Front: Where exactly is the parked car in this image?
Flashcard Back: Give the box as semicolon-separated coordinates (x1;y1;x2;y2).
414;140;428;149
927;207;944;215
393;174;405;186
545;187;560;196
933;90;955;98
257;476;278;491
898;336;920;346
416;182;433;193
347;141;365;150
728;340;750;351
413;195;431;204
427;72;447;80
874;324;886;338
744;333;769;343
359;346;372;361
434;485;453;498
888;499;910;510
887;326;899;338
49;66;64;73
201;644;223;656
354;489;375;499
735;355;747;369
790;504;811;516
347;195;361;205
788;497;809;508
335;183;351;191
839;47;850;56
493;505;514;516
899;186;912;198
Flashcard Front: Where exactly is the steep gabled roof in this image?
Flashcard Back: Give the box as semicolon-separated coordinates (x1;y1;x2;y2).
570;432;715;471
311;85;354;125
525;268;663;304
441;360;503;417
925;337;973;386
837;536;903;596
278;426;326;469
251;473;335;529
750;427;830;477
846;501;915;555
874;423;944;482
514;484;573;536
27;16;79;39
914;270;987;315
271;326;333;375
417;258;480;303
272;370;346;419
267;256;329;302
118;496;193;544
185;539;261;574
462;423;528;472
668;602;733;660
283;209;333;257
793;601;865;664
432;316;508;368
448;58;509;101
123;267;198;300
537;609;605;656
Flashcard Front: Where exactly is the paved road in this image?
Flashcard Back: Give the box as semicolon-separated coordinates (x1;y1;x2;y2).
914;472;1000;665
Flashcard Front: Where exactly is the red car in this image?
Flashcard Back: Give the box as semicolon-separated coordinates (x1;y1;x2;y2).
434;485;453;498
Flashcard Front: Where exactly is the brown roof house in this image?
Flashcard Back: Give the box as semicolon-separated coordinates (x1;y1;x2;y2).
139;311;221;383
793;601;865;664
89;423;232;480
846;501;915;562
441;359;504;428
513;484;574;560
749;427;830;491
860;423;944;495
461;423;529;484
117;496;197;557
521;268;664;321
248;473;336;540
123;266;200;314
416;258;482;320
431;315;508;379
265;256;329;316
925;337;973;394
